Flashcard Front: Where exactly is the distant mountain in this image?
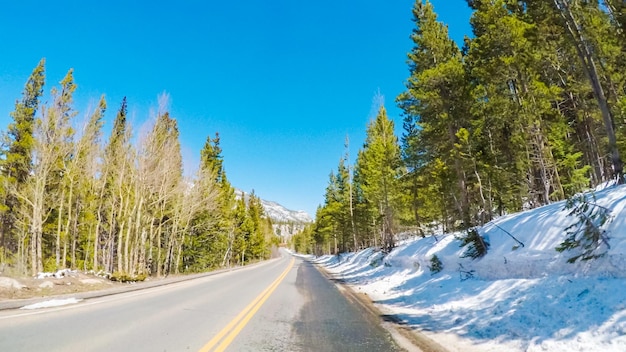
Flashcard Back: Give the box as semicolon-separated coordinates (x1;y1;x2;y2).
260;199;313;224
234;190;313;241
234;189;312;223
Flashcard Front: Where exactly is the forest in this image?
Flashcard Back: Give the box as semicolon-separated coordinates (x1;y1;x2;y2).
0;61;277;278
292;0;626;255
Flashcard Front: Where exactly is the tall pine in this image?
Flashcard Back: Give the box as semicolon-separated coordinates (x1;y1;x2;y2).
355;106;402;252
0;59;45;271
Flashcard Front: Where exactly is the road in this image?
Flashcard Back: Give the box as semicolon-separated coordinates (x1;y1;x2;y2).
0;251;405;351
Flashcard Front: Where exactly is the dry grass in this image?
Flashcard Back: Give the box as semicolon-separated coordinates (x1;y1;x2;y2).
0;272;116;301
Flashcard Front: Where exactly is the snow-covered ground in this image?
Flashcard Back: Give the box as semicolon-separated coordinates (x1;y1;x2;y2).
315;184;626;352
20;298;83;310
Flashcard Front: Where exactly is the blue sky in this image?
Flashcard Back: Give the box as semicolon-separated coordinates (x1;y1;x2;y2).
0;0;472;217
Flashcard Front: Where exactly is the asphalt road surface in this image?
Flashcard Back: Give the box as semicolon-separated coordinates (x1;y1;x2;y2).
0;250;405;351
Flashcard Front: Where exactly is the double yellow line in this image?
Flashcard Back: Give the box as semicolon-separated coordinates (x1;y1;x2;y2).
198;257;295;352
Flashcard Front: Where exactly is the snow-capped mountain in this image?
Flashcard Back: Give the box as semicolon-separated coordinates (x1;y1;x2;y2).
234;189;312;241
260;199;313;224
234;189;312;223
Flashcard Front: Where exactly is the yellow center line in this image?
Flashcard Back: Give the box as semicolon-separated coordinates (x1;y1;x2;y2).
198;257;295;352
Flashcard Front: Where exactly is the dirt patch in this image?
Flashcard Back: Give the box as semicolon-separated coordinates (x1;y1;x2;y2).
0;272;116;301
0;264;256;305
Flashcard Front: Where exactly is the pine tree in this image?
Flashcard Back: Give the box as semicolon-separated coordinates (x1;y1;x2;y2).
351;165;377;248
398;0;474;229
201;133;225;183
556;192;613;263
20;69;76;274
355;106;403;252
184;133;234;271
460;228;490;259
428;254;443;274
291;224;315;254
0;58;45;271
246;192;267;261
232;196;249;266
317;158;356;253
336;157;355;252
400;111;427;236
2;59;46;184
321;170;341;254
551;0;624;182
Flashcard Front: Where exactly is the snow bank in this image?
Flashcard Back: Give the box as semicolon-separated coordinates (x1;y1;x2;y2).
20;298;83;310
36;269;78;279
316;185;626;352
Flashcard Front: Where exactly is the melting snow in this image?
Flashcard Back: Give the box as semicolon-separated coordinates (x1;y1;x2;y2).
20;298;83;310
316;184;626;351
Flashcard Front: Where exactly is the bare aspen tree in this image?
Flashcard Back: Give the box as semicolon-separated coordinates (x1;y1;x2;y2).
137;95;183;276
16;80;74;274
73;96;106;270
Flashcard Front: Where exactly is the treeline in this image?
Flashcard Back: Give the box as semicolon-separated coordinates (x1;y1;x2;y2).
0;59;276;277
292;0;626;255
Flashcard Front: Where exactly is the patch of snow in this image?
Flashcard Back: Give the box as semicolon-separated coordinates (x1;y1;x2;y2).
20;298;83;310
316;184;626;352
36;269;78;279
0;277;26;290
87;270;112;279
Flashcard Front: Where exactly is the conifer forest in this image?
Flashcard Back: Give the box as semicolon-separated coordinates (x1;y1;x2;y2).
292;0;626;255
3;0;626;277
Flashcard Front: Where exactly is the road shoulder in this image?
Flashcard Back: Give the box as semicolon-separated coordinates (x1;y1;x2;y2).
311;260;450;352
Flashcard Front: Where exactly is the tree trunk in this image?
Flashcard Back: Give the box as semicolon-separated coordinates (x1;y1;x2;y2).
555;0;624;182
65;183;75;268
444;118;471;228
135;197;145;274
56;188;65;268
94;208;102;271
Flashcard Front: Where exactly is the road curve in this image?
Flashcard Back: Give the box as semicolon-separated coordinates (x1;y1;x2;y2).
0;250;405;351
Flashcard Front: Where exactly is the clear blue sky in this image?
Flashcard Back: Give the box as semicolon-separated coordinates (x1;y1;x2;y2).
0;0;472;217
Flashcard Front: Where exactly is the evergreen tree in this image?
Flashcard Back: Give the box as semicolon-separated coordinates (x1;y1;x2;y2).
551;0;624;182
355;106;403;252
320;170;341;254
21;69;76;274
336;157;355;252
0;59;45;271
460;228;490;259
398;1;474;229
316;158;356;253
2;59;46;184
246;192;268;261
557;192;613;263
184;133;234;271
232;196;248;266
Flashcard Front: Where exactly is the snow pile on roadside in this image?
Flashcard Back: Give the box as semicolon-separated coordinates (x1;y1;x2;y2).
316;185;626;352
36;269;78;279
20;298;83;310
